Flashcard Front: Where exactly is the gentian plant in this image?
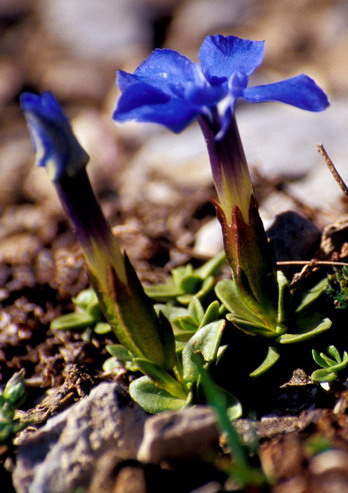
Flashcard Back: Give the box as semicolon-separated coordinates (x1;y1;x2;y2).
113;34;332;375
20;92;189;407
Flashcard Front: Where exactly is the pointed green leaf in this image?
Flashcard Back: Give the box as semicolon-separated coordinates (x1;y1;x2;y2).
312;349;329;368
216;280;261;324
173;315;198;332
105;344;138;371
156;312;177;370
154;303;188;321
311;369;339;383
322;358;348;373
192;353;247;470
172;264;194;286
278;313;332;344
188;297;204;324
176;277;215;304
199;301;221;328
296;278;329;313
144;282;183;301
319;353;337;367
195;251;226;279
129;376;187;413
106;343;133;360
277;270;291;324
50;312;97;330
134;358;188;400
173;329;197;342
182;320;225;385
216;279;278;337
327;345;342;362
249;345;281;377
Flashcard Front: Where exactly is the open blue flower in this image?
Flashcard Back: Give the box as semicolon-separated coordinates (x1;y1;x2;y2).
113;34;329;138
20;92;89;181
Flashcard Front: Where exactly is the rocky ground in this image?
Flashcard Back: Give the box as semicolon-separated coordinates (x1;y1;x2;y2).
1;1;348;492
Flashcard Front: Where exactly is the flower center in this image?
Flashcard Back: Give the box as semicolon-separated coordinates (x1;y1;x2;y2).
228;71;248;98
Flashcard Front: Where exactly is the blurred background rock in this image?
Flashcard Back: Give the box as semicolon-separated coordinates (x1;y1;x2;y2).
0;0;347;224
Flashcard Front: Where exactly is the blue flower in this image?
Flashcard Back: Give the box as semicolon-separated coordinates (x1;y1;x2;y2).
20;92;89;181
113;34;329;137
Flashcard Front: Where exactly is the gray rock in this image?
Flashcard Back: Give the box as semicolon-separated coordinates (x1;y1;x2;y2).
309;449;348;475
169;0;250;50
13;382;148;493
193;218;223;257
40;0;149;61
119;123;212;205
137;405;219;463
267;211;321;261
320;215;348;258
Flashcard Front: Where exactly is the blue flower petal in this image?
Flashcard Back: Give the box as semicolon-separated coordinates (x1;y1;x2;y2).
113;82;198;132
242;74;330;111
129;49;200;96
199;34;265;84
117;70;140;91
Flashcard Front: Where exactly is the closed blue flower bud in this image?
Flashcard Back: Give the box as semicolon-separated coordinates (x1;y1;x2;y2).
20;92;89;181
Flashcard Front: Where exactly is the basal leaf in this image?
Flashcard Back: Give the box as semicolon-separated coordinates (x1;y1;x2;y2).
249;345;280;377
129;376;187;413
182;320;225;385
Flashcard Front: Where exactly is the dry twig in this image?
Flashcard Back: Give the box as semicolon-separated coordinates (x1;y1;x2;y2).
317;144;348;200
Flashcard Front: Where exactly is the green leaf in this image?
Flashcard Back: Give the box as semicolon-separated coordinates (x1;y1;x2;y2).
106;343;133;360
173;330;198;342
278;313;332;344
172;264;194;286
199;300;220;328
145;283;184;301
179;274;202;294
218;385;243;420
188;297;204;324
105;344;138;371
145;252;225;305
249;345;281;377
216;279;279;338
182;320;225;385
311;369;339;383
102;356;118;372
94;322;111;334
195;251;226;279
295;278;329;313
172;315;198;333
50;312;97;330
129;376;187;413
318;353;337;367
327;345;342;362
72;288;98;310
192;354;248;467
73;288;103;319
154;303;187;321
134;358;188;400
312;349;329;368
277;270;291;324
177;276;216;304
